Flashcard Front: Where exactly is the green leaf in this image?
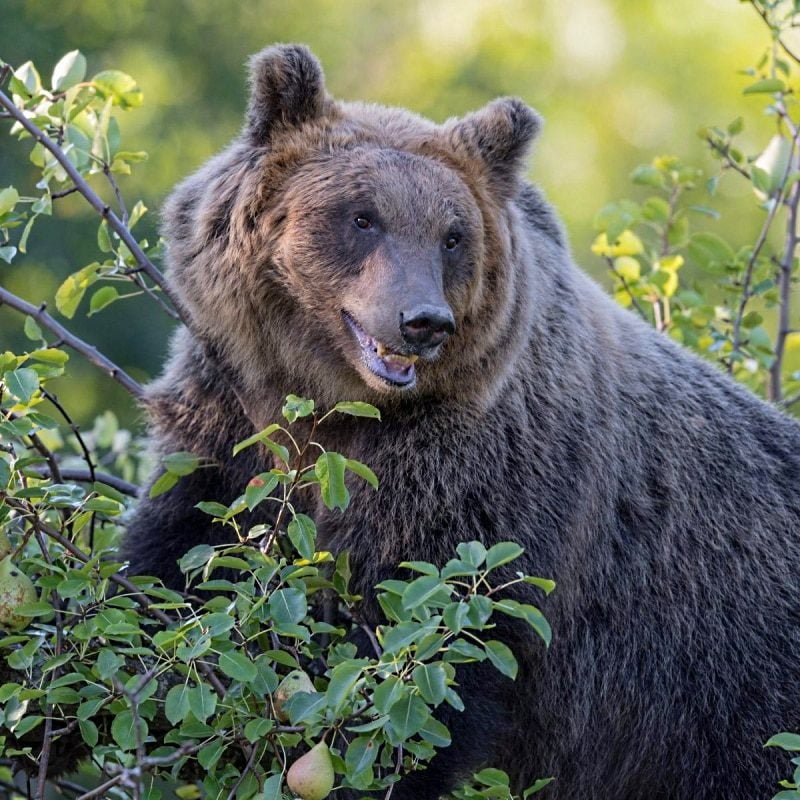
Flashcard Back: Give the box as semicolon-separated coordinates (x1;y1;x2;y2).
55;262;101;319
0;246;16;264
346;735;379;776
52;50;86;91
232;423;289;462
389;693;430;739
78;719;98;747
521;576;556;596
346;458;379;490
178;545;215;573
0;186;20;216
402;575;447;610
493;599;552;646
88;286;120;316
485;542;524;570
315;451;349;511
267;587;307;625
456;541;487;568
148;470;178;498
4;368;38;403
743;77;785;95
687;233;735;272
524;777;556;796
13;62;41;95
96;648;123;680
187;683;217;722
766;732;800;751
287;513;316;560
326;660;366;712
23;316;43;342
218;651;257;683
195;501;229;517
244;471;278;511
332;401;381;420
92;69;143;108
164;683;191;726
163;451;200;476
412;663;447;705
262;774;283;800
111;709;145;751
244;717;274;743
484;640;518;679
282;394;314;422
97;220;112;253
197;739;225;771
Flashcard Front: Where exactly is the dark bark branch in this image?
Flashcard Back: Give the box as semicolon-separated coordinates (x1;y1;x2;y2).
0;286;144;399
28;466;139;497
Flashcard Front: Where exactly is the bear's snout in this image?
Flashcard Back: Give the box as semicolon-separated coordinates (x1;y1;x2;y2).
400;304;455;349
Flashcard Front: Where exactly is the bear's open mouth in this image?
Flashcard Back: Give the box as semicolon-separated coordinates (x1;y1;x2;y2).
342;311;418;388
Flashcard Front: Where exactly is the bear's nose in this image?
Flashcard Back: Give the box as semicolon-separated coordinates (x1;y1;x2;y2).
400;305;456;348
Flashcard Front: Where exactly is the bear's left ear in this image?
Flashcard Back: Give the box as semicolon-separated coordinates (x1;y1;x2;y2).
448;98;541;198
246;44;328;145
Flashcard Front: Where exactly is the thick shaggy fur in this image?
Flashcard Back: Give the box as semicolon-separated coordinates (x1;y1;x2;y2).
125;45;800;799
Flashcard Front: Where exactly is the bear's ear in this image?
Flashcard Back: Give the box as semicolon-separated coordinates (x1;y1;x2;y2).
449;98;541;197
246;44;327;145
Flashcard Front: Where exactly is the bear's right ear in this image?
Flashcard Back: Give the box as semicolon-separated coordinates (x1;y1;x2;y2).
448;98;541;198
245;44;327;145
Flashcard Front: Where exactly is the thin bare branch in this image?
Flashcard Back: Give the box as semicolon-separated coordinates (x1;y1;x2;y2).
29;465;139;497
0;286;144;399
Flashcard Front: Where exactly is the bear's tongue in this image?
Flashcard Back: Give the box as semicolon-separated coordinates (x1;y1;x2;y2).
371;345;417;385
344;311;417;387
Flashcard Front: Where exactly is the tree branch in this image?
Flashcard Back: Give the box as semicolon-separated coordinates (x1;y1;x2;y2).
0;86;187;324
0;286;144;399
29;466;139;497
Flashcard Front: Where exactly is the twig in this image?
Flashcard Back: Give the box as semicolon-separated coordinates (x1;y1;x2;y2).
28;465;139;497
75;771;125;800
729;156;792;369
51;186;79;200
749;0;800;66
41;388;99;546
769;176;800;401
103;164;128;225
705;136;751;180
0;287;144;399
0;86;186;323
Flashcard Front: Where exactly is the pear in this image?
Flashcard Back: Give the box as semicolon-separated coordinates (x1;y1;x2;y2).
0;557;36;631
286;741;335;800
753;134;793;200
273;669;316;722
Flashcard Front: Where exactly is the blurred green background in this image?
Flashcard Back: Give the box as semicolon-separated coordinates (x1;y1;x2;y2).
0;0;779;428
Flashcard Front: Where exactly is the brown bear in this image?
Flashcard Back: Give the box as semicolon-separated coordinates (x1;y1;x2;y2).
125;45;800;799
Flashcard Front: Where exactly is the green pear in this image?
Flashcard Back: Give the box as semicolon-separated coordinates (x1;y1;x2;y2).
753;134;792;200
0;557;36;631
286;740;334;800
273;669;316;722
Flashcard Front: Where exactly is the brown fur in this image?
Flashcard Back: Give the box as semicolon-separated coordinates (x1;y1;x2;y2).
125;45;800;799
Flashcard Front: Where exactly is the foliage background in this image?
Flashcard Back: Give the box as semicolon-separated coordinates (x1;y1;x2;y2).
0;0;790;426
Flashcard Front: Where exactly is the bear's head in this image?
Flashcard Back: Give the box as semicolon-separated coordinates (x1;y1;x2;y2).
166;45;546;408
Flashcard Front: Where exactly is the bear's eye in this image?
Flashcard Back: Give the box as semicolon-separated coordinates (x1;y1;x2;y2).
354;215;372;230
444;234;460;251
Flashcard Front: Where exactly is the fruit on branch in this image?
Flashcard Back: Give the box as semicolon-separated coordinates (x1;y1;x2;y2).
0;556;36;631
274;669;316;722
286;740;335;800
